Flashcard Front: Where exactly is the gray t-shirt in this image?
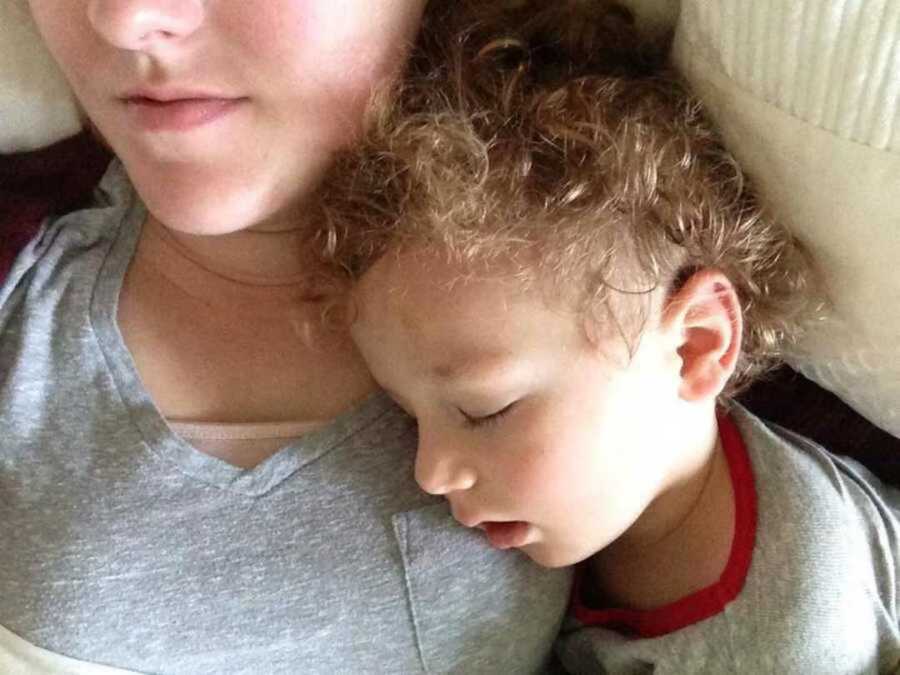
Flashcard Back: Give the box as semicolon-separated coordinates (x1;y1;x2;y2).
556;405;900;674
0;161;571;674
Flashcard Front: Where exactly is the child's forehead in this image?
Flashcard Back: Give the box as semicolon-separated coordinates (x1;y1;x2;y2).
359;246;528;308
354;245;658;348
351;246;667;384
355;247;567;342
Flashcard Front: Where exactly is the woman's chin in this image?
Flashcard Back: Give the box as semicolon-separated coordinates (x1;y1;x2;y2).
129;166;288;236
145;197;267;236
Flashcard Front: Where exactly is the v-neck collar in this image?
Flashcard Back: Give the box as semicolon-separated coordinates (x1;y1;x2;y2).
88;162;394;496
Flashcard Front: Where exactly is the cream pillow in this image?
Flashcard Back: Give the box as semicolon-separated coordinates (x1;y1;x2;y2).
0;0;81;152
673;0;900;438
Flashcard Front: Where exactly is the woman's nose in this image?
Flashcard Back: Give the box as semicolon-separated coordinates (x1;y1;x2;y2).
414;437;477;496
87;0;206;52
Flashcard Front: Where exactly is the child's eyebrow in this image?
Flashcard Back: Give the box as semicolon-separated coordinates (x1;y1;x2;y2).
430;351;518;384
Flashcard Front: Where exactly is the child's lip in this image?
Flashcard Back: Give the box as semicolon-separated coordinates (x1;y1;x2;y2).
481;521;532;549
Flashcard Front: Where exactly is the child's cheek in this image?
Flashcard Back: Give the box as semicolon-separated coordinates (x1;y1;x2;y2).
503;412;582;505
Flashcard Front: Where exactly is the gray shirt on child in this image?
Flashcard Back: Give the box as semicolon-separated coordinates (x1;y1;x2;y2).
0;161;571;674
556;405;900;674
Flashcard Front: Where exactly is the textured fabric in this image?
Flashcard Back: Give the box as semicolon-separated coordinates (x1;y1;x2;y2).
678;0;900;152
555;405;900;674
0;624;139;675
0;160;571;674
673;0;900;439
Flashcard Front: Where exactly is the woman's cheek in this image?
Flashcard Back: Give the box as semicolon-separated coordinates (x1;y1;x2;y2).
259;1;423;99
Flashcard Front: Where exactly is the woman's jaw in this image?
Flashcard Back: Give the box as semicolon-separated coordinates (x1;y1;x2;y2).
117;122;339;236
28;0;428;235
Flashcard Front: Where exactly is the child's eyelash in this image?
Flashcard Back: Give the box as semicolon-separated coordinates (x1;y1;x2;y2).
460;402;517;429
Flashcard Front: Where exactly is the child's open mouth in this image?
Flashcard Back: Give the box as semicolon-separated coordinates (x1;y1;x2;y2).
480;521;531;549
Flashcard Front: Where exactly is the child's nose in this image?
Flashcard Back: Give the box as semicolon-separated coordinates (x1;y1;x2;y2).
88;0;206;52
414;436;476;496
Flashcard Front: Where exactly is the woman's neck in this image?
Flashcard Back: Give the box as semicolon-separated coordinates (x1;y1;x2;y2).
119;212;375;428
146;213;324;285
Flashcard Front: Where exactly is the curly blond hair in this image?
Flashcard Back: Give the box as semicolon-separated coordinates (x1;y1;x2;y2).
316;0;824;397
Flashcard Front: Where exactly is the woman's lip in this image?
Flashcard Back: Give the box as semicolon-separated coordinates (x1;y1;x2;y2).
123;97;246;132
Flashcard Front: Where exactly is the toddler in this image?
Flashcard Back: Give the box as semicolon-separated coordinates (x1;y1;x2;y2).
317;2;900;671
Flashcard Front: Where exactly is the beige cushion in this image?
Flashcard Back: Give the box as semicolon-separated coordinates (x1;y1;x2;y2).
0;0;81;152
674;0;900;438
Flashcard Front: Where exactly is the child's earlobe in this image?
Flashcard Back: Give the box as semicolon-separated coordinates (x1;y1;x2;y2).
665;269;743;403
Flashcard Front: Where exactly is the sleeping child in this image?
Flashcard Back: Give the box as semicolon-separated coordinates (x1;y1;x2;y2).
316;1;900;671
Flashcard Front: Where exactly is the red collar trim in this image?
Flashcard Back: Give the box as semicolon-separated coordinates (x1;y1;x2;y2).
571;410;758;638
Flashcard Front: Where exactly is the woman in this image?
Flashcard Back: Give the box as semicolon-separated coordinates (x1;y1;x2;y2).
0;1;570;672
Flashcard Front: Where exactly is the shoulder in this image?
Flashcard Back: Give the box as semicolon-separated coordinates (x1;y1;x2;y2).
556;407;900;674
735;405;900;660
733;405;900;571
734;403;900;528
0;157;138;407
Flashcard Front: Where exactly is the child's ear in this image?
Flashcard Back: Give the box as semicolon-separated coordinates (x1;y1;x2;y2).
661;269;743;403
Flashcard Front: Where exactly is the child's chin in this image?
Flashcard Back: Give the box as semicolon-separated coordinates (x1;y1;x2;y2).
521;543;580;569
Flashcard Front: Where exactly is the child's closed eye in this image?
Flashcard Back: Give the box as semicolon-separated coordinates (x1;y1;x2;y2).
459;401;517;429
